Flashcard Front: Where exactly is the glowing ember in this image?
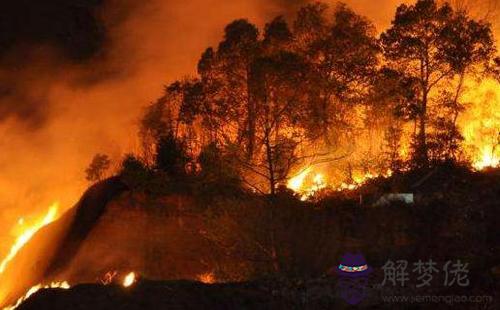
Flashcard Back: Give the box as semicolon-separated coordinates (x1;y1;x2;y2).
0;202;59;274
100;271;118;285
3;281;70;310
122;272;136;287
197;272;215;284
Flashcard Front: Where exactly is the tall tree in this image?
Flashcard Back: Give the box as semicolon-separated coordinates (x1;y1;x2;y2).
245;51;310;195
296;3;380;144
381;0;496;166
198;20;260;158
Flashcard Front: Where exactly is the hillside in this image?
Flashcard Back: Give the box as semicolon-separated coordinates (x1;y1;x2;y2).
0;164;497;308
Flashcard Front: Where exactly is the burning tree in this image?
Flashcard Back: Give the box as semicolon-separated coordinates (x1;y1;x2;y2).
135;0;498;196
381;0;497;166
139;3;380;194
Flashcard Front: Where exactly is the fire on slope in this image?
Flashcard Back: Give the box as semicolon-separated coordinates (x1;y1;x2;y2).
287;168;393;200
2;281;70;310
2;272;139;309
0;202;59;275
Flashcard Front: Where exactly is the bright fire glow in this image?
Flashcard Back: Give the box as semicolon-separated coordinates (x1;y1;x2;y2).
473;146;499;170
287;167;311;192
287;167;393;200
122;272;136;287
460;78;499;170
3;281;70;310
286;79;499;198
0;202;59;274
287;168;329;200
197;272;215;284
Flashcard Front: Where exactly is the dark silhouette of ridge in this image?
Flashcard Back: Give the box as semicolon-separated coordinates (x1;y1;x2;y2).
43;176;128;278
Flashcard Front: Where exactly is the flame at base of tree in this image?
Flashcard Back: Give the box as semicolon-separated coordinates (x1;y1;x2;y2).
287;167;393;200
287;77;499;199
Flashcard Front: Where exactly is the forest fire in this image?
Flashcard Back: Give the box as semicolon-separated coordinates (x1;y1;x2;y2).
460;79;499;171
0;0;498;308
0;203;59;274
287;168;393;199
286;77;499;198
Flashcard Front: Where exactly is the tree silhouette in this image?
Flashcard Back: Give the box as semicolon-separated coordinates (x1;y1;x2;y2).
85;153;111;183
155;134;190;178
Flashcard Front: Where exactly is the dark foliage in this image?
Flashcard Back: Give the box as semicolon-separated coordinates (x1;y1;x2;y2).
155;134;190;178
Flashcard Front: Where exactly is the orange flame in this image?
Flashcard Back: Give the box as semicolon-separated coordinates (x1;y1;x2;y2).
0;202;59;274
3;281;70;310
197;272;215;284
460;78;499;170
287;166;392;200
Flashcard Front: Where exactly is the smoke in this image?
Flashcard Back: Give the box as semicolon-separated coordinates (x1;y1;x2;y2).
0;0;498;257
0;0;300;257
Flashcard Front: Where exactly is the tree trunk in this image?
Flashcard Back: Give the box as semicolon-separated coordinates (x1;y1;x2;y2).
264;132;276;196
418;100;428;166
418;55;429;166
246;63;256;160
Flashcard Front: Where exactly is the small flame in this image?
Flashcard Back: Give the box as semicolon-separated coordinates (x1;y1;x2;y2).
99;271;118;285
3;281;70;310
0;202;59;274
122;272;136;287
197;272;215;284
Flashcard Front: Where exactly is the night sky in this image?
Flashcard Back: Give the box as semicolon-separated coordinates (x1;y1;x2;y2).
0;0;106;61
